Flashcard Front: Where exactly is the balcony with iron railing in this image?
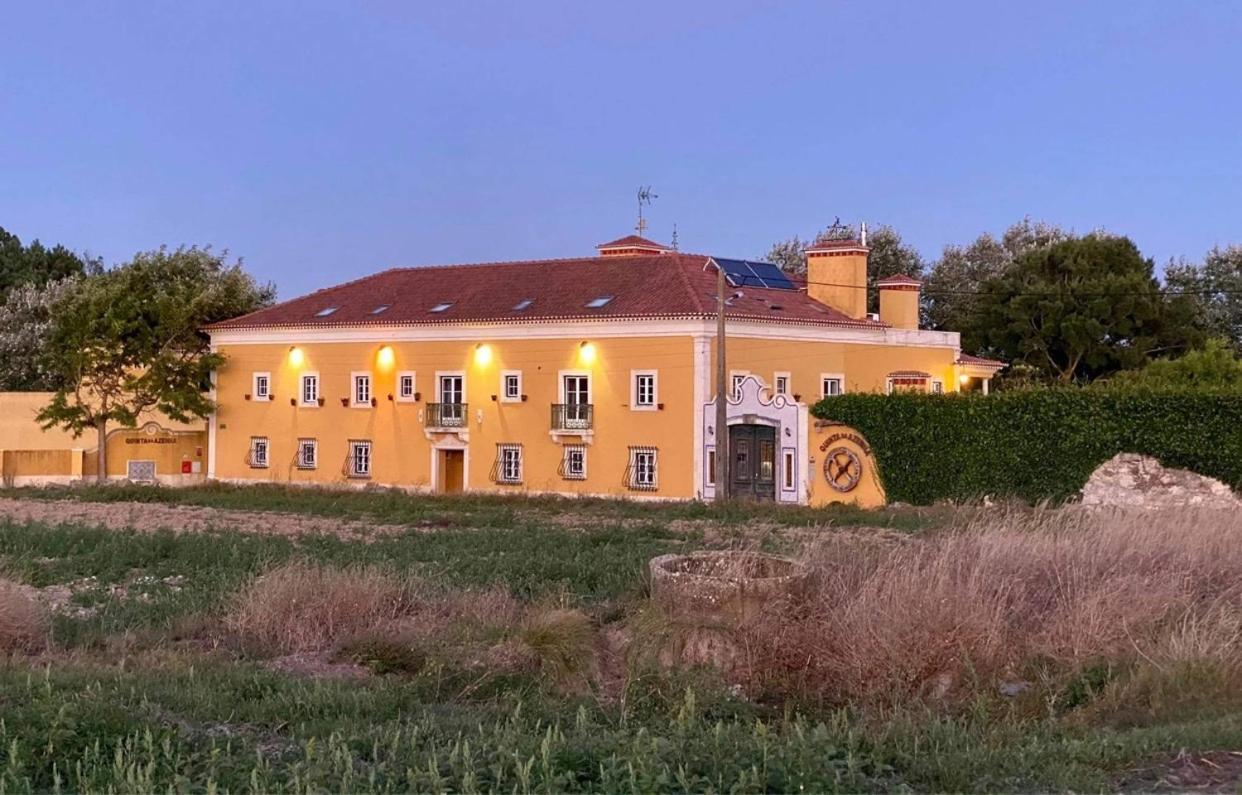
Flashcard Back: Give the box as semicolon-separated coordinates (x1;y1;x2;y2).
426;402;468;429
551;403;593;432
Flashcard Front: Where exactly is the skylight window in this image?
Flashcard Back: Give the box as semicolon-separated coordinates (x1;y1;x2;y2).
315;306;339;317
513;298;534;311
429;302;454;313
585;295;614;309
371;304;390;315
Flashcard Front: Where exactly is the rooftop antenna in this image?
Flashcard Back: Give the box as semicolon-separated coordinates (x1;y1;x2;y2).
670;222;679;251
635;186;657;236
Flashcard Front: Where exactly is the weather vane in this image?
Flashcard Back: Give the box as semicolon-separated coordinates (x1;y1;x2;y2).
635;186;657;236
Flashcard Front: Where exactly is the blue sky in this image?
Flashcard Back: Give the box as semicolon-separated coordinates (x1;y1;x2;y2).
2;1;1239;298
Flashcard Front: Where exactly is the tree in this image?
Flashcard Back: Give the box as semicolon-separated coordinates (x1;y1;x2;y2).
975;234;1179;383
765;221;925;312
1164;245;1242;350
37;247;275;481
1106;338;1242;389
924;218;1069;348
0;277;80;391
0;226;100;298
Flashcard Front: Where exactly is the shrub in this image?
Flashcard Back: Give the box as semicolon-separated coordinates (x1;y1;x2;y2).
0;578;50;653
226;561;415;654
740;506;1242;710
813;388;1242;504
518;608;595;679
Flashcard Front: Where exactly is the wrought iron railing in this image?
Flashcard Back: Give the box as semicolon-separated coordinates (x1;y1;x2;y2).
551;403;593;431
426;402;468;429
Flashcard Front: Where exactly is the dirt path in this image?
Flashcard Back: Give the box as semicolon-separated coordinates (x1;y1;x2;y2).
0;498;415;540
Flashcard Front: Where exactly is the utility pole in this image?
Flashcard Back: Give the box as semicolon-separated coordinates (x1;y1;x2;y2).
714;262;729;502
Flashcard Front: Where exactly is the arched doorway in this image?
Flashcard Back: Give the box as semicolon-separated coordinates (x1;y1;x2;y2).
729;424;776;501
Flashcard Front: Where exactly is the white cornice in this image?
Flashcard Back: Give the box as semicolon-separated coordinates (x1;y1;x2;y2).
209;318;960;350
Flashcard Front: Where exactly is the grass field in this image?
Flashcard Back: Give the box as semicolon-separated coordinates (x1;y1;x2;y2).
1;484;1239;792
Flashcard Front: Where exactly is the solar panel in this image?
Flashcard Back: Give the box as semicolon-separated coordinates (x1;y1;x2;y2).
712;258;796;290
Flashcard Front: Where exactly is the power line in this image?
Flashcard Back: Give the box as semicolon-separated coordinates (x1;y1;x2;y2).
724;273;1242;299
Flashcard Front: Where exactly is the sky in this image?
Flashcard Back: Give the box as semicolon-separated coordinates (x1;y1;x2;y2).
2;1;1240;299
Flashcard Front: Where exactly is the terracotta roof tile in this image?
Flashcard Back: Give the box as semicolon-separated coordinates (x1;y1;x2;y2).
596;235;670;250
956;353;1006;368
206;253;888;332
876;274;923;287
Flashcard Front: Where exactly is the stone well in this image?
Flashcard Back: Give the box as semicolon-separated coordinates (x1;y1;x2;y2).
648;550;811;624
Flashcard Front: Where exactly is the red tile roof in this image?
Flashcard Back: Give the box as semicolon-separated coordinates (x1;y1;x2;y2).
956;353;1006;369
596;235;670;251
887;370;931;379
876;274;923;287
206;253;889;332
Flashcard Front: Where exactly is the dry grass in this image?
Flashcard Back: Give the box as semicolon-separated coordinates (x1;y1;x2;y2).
225;561;417;654
518;607;595;679
0;578;50;653
740;506;1242;710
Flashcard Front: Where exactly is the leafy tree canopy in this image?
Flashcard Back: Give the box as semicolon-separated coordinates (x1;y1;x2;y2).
1164;245;1242;351
0;278;80;391
0;226;100;298
37;247;274;479
976;234;1197;383
1105;338;1242;389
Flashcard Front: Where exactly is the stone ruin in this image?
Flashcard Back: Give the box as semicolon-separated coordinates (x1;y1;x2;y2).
1080;453;1240;510
647;550;810;670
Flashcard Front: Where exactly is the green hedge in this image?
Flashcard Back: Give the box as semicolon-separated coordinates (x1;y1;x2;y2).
811;389;1242;505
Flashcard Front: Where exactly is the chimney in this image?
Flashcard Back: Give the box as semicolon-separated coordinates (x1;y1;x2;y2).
805;238;868;319
877;274;922;329
596;235;672;258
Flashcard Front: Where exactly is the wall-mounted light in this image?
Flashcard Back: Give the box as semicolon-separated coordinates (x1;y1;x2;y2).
474;343;493;367
959;374;970;385
376;345;395;370
578;341;596;365
288;346;304;368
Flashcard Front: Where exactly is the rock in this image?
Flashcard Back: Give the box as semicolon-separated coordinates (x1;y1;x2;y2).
1081;454;1240;510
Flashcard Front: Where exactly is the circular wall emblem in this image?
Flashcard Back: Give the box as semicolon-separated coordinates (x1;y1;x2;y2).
823;447;862;492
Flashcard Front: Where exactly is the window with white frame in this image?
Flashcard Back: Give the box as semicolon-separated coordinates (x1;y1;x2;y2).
772;373;790;396
730;371;749;397
252;372;271;400
297;438;317;470
561;444;587;480
931;379;944;394
782;448;796;491
501;371;522;402
707;448;717;485
352;372;372;406
348;440;371;478
820;374;845;397
628;446;658;491
397;372;416;402
631;370;657;410
249;437;269;468
300;373;319;406
496;444;523;484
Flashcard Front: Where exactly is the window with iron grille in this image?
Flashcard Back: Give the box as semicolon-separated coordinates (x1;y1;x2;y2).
348;440;371;478
561;444;587;480
353;372;372;406
297;438;317;470
249;437;269;468
495;444;522;484
627;446;658;490
300;373;319;405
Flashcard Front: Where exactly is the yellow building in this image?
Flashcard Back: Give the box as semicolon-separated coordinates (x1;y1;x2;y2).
204;234;1001;503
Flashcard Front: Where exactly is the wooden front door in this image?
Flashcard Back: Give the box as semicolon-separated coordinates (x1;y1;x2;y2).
441;449;464;493
729;424;776;501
